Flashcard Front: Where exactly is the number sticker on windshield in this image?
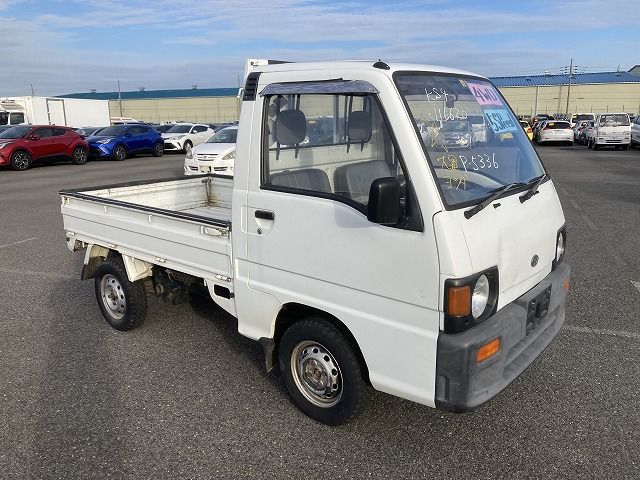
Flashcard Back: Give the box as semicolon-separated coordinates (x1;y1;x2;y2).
484;109;518;134
467;82;502;106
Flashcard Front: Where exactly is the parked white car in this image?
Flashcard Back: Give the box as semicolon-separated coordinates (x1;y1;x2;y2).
536;120;574;145
569;112;595;128
184;126;237;175
628;115;640;148
162;123;214;153
588;113;631;150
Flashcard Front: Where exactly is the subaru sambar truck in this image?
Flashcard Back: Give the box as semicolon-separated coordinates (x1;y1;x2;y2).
60;61;570;425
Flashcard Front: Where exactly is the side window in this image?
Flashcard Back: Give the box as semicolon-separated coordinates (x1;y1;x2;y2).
262;93;412;216
34;128;53;138
129;126;142;135
52;128;67;136
193;125;208;133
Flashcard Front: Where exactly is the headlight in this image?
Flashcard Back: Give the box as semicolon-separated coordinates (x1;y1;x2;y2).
444;268;498;334
171;135;185;141
471;275;490;319
97;138;112;144
222;150;235;161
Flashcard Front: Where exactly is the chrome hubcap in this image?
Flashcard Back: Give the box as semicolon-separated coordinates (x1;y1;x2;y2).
291;341;342;408
100;274;126;320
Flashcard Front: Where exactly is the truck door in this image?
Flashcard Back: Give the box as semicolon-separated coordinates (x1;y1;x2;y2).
46;99;66;126
241;85;440;402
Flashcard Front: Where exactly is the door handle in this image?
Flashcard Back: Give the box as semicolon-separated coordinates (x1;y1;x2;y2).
255;210;274;221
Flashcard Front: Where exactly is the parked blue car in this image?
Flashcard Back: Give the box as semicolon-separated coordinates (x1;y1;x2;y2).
87;124;164;161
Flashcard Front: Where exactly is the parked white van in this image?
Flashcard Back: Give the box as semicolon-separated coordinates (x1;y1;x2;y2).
588;113;631;150
60;61;570;425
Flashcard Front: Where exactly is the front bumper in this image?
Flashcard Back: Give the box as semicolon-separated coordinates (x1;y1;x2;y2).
595;137;630;145
435;263;570;412
164;139;184;151
88;145;113;158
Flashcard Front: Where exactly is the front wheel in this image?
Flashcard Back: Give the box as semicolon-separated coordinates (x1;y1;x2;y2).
71;146;88;165
593;141;599;151
279;317;370;425
113;144;127;161
183;140;193;153
10;150;31;171
94;257;147;331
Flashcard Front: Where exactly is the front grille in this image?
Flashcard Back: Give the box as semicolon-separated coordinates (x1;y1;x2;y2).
196;154;218;161
164;143;178;150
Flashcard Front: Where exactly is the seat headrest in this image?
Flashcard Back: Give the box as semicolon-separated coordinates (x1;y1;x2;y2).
348;111;372;143
275;110;306;145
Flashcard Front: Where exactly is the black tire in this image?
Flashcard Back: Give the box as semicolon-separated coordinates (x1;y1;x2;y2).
279;317;370;425
587;139;593;149
152;141;164;157
94;257;147;331
593;142;599;151
113;144;127;161
183;140;192;153
71;146;88;165
10;150;31;171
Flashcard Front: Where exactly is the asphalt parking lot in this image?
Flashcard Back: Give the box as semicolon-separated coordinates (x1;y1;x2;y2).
1;146;639;479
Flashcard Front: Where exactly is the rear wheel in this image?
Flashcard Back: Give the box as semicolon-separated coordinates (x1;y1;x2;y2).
10;150;31;171
152;141;164;157
71;146;88;165
279;317;370;425
113;144;127;161
94;257;147;331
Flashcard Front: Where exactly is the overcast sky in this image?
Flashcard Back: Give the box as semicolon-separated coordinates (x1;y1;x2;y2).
1;0;639;96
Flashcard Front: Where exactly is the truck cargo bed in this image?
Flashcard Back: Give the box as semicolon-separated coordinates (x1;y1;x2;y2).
60;175;233;281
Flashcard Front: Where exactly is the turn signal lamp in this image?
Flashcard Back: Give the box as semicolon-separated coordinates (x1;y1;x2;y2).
446;286;471;317
476;338;501;363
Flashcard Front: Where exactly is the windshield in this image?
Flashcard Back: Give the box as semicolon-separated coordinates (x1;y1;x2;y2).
395;73;544;208
600;114;630;126
207;128;237;143
0;125;31;138
96;126;127;136
167;125;192;133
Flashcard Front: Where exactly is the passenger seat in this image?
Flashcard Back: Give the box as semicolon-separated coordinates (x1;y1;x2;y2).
270;169;332;193
334;160;392;204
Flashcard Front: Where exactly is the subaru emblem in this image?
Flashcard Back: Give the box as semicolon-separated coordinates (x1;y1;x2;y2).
531;255;539;267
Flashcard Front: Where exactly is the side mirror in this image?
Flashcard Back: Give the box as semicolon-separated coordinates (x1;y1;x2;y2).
29;134;40;141
367;177;402;225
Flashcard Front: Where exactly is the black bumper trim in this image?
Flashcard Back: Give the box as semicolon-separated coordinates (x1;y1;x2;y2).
435;263;570;412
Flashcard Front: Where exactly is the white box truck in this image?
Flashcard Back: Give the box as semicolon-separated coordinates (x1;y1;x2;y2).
60;60;570;425
0;96;110;128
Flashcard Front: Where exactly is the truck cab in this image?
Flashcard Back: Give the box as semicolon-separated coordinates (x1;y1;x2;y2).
61;61;570;425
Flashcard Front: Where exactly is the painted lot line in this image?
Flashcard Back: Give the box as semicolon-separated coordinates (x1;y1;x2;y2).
0;237;37;250
0;267;76;280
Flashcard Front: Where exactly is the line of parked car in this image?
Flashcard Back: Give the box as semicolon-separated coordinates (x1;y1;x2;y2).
521;112;638;151
0;120;239;171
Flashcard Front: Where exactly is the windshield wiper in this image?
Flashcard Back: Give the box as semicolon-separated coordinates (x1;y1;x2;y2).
519;173;548;203
464;183;525;219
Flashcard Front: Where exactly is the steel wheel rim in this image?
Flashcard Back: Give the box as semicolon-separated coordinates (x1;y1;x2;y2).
291;340;342;408
100;274;126;320
13;152;29;169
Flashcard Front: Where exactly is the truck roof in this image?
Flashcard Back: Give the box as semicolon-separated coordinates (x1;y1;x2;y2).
251;60;487;81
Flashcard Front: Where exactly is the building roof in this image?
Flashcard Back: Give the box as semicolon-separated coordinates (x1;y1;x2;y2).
56;67;640;100
57;87;238;100
490;71;640;87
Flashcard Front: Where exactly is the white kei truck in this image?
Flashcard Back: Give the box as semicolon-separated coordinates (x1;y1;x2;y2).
60;61;570;425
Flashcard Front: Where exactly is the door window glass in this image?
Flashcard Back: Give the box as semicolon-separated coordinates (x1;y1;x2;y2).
262;93;416;221
33;128;53;138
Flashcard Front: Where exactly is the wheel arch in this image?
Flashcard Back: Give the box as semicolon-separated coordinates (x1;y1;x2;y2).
262;302;371;385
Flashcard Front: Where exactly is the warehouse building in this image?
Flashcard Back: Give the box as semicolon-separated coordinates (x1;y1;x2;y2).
58;67;640;123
